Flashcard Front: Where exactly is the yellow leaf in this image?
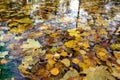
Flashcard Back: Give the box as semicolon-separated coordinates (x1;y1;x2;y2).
61;58;70;67
18;65;30;75
73;46;80;51
48;59;56;65
51;33;59;38
67;28;80;37
79;62;88;69
46;54;53;59
97;52;108;61
110;44;120;50
94;45;107;53
8;22;18;27
113;51;120;59
72;58;80;64
99;29;107;35
79;50;87;55
16;17;33;24
50;68;59;75
61;51;68;57
83;42;90;49
22;56;33;64
64;40;76;48
97;52;106;57
9;24;30;34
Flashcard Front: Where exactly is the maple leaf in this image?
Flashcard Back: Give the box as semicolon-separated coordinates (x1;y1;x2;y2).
21;39;42;49
67;28;80;37
82;66;116;80
64;40;76;48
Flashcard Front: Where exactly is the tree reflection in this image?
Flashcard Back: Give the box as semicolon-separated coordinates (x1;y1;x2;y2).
76;0;81;28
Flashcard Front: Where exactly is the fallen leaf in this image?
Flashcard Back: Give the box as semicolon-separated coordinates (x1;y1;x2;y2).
50;68;59;76
15;17;33;24
113;51;120;59
45;54;53;59
48;59;56;65
60;69;80;80
21;39;42;49
67;28;80;37
64;40;76;48
61;58;70;67
112;68;120;79
110;43;120;51
79;50;87;55
51;47;58;52
82;66;116;80
72;58;80;64
60;51;68;57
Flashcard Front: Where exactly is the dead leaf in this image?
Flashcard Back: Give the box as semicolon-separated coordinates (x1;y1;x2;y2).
61;58;70;67
82;66;116;80
21;39;42;49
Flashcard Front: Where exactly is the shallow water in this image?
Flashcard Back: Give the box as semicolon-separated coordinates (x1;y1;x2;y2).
0;0;120;80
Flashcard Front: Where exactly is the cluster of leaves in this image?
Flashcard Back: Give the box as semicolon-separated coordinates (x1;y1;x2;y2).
7;19;120;80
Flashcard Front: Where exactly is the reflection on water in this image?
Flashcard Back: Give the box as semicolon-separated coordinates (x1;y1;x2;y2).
30;0;79;17
30;0;85;28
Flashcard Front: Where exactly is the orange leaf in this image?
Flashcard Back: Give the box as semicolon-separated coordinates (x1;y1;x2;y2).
50;68;59;76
